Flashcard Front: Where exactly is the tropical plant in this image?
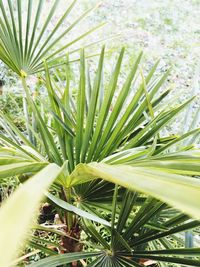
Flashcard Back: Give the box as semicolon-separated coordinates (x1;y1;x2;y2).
0;0;106;77
1;47;200;267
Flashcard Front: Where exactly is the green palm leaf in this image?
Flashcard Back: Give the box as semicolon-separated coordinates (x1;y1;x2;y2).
67;161;200;221
29;251;103;267
0;0;105;76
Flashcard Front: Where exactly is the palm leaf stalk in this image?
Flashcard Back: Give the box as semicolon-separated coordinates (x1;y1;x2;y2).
0;48;200;266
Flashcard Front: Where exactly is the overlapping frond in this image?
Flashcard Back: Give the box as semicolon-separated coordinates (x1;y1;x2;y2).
0;48;200;266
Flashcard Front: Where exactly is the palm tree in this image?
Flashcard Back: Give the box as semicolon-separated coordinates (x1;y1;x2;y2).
1;48;200;266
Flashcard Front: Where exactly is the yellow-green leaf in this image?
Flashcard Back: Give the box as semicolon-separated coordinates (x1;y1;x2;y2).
67;162;200;221
0;163;60;267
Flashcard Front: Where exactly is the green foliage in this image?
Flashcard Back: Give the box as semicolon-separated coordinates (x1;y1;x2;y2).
0;93;24;129
0;0;105;76
0;48;200;266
